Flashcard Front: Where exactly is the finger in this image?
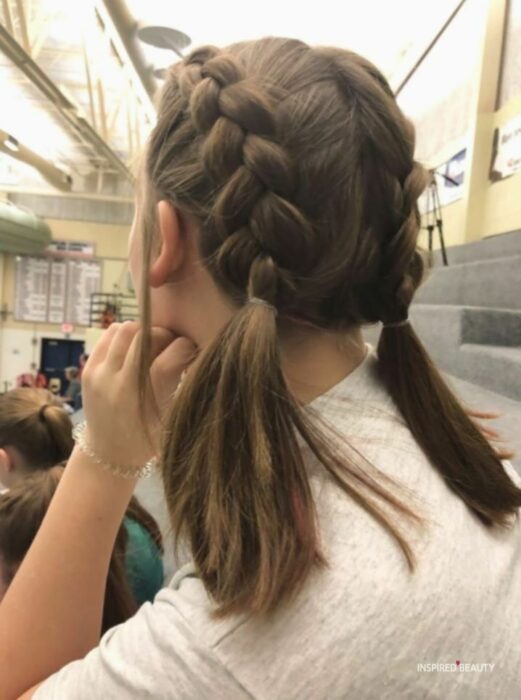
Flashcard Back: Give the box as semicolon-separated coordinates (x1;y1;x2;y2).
152;336;197;375
85;323;121;371
105;321;141;371
150;337;197;407
122;326;176;378
467;409;500;420
150;327;178;362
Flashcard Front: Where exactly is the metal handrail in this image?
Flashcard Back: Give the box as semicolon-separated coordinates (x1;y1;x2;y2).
89;292;138;327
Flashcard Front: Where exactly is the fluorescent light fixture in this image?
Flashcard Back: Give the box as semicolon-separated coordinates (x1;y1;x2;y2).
137;24;191;58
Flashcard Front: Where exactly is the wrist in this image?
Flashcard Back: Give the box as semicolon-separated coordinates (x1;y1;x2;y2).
72;421;158;480
67;446;139;500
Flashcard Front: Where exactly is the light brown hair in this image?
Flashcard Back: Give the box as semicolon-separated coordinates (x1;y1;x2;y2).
0;388;163;550
0;388;74;470
138;38;521;617
0;466;138;634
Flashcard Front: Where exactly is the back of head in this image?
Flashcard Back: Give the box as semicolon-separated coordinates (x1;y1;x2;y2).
139;37;521;617
0;465;137;632
0;465;64;586
0;388;74;471
145;38;424;326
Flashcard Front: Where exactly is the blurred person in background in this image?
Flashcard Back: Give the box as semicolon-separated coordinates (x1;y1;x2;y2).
78;354;89;380
0;466;138;634
0;389;73;489
64;367;82;411
0;387;164;605
34;368;48;390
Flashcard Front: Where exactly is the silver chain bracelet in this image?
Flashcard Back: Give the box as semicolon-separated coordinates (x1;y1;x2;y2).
72;421;157;479
71;369;189;479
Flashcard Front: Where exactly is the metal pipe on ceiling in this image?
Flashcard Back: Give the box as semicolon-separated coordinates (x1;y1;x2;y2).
0;129;73;192
102;0;159;101
0;24;131;182
395;0;468;96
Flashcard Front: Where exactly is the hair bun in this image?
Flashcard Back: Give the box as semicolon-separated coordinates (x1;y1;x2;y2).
38;404;50;421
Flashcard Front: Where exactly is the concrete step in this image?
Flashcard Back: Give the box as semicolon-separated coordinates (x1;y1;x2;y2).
415;255;521;309
460;308;521;346
430;229;521;266
369;230;521;399
365;306;521;401
362;329;521;466
458;344;521;401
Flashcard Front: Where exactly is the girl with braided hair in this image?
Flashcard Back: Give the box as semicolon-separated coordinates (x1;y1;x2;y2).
2;37;521;699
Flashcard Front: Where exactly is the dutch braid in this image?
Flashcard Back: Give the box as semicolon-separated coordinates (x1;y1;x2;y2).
316;46;430;325
178;50;316;309
376;163;430;324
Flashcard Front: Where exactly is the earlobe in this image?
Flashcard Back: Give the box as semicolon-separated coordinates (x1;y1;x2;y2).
149;200;185;288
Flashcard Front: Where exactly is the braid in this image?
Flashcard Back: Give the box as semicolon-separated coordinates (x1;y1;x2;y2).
376;163;429;324
178;50;316;309
375;106;430;323
316;46;429;324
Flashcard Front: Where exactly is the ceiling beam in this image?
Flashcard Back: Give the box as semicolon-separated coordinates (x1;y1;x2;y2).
0;23;132;181
1;0;14;35
100;0;158;101
14;0;31;53
0;128;73;191
394;0;467;96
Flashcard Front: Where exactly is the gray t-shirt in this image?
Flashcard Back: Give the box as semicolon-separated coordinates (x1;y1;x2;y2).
35;349;521;699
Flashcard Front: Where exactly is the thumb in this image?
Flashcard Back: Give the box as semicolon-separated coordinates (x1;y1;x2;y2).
150;336;197;409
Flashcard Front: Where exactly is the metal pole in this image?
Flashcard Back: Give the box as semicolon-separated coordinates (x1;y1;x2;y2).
396;0;468;96
432;179;449;265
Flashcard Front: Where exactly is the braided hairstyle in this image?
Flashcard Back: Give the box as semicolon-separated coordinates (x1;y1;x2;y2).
140;38;521;617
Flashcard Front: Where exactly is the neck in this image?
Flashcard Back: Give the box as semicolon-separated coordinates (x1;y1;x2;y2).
280;323;366;404
178;277;367;405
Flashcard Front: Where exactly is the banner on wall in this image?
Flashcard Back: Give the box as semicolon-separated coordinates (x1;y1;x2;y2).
490;112;521;181
419;148;467;214
14;255;101;326
438;148;466;206
45;240;95;259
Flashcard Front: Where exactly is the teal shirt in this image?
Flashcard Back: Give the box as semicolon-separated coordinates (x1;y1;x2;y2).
123;517;164;606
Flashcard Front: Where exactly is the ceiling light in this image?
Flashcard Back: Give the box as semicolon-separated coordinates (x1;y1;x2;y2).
136;24;191;58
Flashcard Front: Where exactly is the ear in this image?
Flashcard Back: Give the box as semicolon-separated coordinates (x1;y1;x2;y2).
149;200;185;289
